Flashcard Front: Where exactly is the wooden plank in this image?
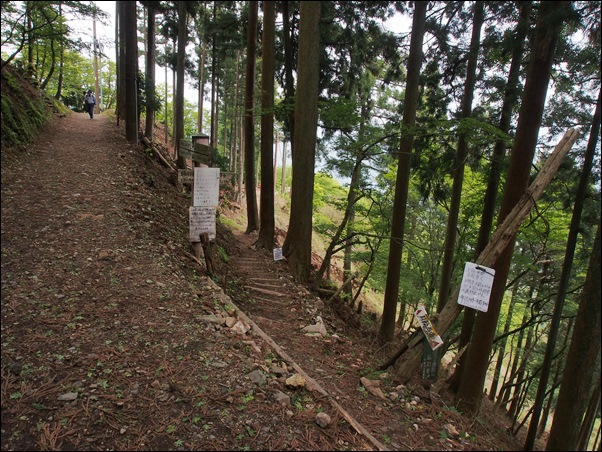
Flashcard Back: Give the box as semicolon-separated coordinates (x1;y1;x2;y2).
193;142;213;157
179;147;212;165
248;286;287;297
180;139;193;150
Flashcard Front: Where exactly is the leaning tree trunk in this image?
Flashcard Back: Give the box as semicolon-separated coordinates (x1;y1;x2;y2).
454;1;569;416
314;155;362;288
383;128;580;381
39;39;56;91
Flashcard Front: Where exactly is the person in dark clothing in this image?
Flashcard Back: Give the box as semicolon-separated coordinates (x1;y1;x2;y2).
84;89;96;119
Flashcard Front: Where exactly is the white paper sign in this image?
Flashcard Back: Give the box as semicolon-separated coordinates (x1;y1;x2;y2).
458;262;495;312
189;206;216;241
414;305;444;350
193;167;220;207
273;248;284;261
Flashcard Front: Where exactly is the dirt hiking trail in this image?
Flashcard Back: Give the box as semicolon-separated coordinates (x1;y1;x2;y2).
1;111;527;451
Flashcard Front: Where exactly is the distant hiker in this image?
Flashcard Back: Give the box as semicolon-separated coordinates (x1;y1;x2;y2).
84;89;96;119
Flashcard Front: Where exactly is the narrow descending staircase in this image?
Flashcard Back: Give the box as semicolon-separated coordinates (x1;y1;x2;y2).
225;254;306;325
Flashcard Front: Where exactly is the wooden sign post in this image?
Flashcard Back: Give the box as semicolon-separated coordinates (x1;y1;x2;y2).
179;139;213;166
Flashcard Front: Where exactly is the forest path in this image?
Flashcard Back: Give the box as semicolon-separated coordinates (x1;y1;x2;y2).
0;110;526;451
0;112;371;451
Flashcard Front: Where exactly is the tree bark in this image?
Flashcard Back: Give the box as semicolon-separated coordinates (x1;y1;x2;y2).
257;1;276;251
378;1;427;343
437;1;484;313
244;0;259;233
124;1;138;144
117;1;126;124
174;1;187;168
144;4;156;141
281;1;296;158
282;1;321;283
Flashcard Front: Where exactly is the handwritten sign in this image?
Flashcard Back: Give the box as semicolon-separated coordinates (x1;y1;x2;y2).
273;248;284;261
193;167;220;207
458;262;495;312
189;207;215;241
415;305;443;350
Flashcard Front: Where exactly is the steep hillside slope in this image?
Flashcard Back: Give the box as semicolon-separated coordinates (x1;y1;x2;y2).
0;63;68;152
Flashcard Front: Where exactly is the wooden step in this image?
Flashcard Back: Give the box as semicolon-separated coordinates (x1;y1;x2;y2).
247;286;288;297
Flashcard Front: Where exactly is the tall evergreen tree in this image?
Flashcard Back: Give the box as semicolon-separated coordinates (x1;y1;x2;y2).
379;1;427;343
117;0;126;124
282;0;321;283
258;0;276;251
436;0;484;314
174;1;187;168
455;1;572;415
124;0;138;143
143;1;158;141
545;221;601;451
243;0;259;233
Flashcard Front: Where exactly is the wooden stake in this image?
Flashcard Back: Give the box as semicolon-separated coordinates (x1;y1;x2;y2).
200;232;215;276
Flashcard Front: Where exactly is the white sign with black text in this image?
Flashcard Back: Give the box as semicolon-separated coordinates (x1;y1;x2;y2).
458;262;495;312
193;167;220;207
415;305;444;350
189;206;216;242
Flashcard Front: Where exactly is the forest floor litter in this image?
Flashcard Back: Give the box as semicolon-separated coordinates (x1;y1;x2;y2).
1;111;539;450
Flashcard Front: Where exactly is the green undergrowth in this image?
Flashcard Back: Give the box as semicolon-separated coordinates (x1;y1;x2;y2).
0;63;69;153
